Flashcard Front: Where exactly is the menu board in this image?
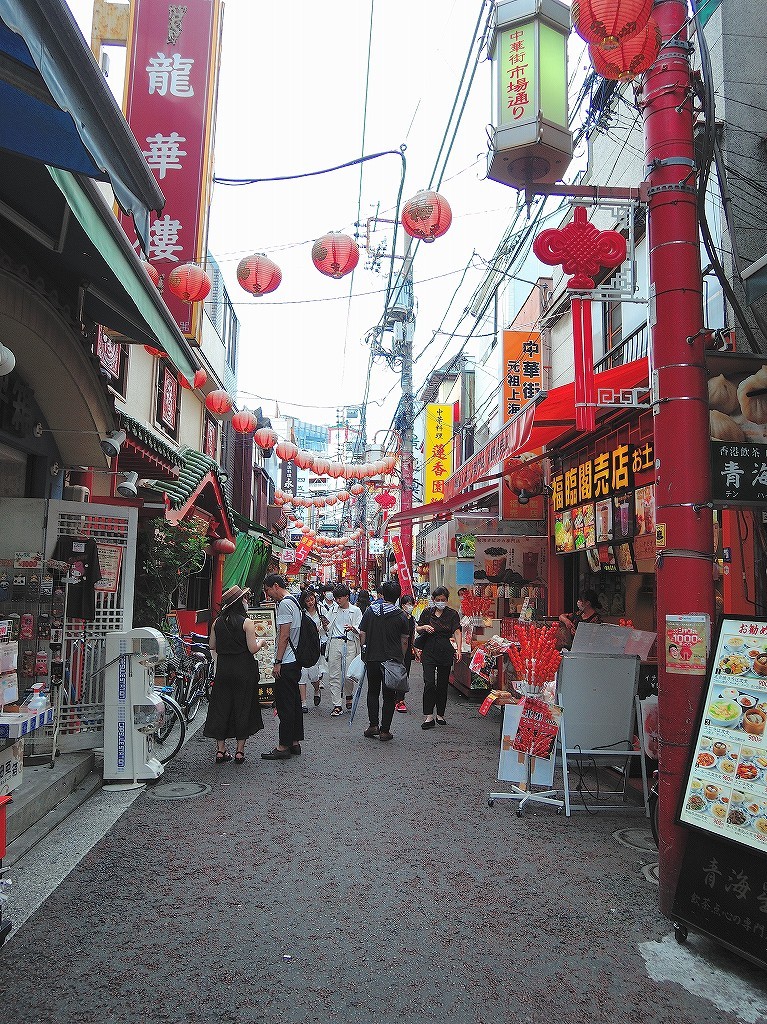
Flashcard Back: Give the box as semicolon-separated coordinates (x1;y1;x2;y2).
247;607;277;704
554;510;574;554
679;616;767;854
614;542;637;573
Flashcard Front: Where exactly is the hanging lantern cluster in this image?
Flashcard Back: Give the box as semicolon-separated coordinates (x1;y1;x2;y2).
235;191;450;300
205;389;233;416
576;0;660;82
231;411;258;434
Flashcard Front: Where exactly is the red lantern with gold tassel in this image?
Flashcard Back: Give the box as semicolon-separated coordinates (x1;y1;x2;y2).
573;0;652;49
589;17;661;81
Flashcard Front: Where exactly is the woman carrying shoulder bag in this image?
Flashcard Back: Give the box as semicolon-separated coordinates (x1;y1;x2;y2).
415;586;462;730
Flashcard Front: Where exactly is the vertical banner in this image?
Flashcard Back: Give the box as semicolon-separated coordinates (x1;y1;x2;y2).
502;330;542;422
121;0;221;339
424;404;453;504
292;537;314;569
390;535;414;598
280;458;298;497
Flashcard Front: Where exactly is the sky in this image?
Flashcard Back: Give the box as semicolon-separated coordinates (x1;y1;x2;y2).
64;1;582;447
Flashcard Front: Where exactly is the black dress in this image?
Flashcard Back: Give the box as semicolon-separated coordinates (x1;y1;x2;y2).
203;612;264;741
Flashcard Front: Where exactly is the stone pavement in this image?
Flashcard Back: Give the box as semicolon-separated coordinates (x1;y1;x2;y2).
2;665;767;1024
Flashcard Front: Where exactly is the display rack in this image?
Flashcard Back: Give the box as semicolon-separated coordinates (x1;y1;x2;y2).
488;690;564;815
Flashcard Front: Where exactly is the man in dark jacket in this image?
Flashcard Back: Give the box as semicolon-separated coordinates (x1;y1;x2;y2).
358;581;409;742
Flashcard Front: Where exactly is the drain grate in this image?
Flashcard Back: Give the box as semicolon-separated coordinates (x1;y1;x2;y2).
613;826;657;853
147;782;212;801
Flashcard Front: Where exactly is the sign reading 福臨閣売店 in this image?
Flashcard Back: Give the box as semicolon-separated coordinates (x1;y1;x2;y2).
550;441;654;513
665;614;709;676
679;616;767;858
711;441;767;505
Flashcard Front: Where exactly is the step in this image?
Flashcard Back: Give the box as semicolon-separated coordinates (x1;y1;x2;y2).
5;751;97;851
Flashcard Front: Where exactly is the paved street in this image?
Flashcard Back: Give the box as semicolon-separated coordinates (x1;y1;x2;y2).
3;666;767;1024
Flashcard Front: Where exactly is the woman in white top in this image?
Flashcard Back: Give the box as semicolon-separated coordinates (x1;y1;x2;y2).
299;587;327;711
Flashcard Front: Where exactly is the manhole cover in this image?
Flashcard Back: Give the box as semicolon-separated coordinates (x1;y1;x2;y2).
642;862;660;885
613;827;657;853
147;782;212;800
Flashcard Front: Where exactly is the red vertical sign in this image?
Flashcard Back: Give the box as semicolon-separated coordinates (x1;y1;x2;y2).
390;535;414;598
122;0;220;339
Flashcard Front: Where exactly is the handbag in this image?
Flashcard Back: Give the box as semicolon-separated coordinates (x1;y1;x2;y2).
382;660;409;693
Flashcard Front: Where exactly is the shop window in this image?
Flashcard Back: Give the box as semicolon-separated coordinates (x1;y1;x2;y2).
604;300;623;354
155;360;180;440
203;414;218;460
95;331;129;398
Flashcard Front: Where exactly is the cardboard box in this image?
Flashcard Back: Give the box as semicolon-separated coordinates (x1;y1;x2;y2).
0;641;17;675
0;673;18;706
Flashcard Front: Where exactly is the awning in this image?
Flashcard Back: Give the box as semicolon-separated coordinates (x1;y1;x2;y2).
444;357;649;498
0;0;165;249
385;483;499;530
49;169;197;378
144;447;235;542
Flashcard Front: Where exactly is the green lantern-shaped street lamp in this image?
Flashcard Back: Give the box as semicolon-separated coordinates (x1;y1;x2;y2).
487;0;573;189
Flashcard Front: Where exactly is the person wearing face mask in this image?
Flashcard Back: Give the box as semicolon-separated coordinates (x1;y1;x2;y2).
557;589;602;650
394;594;416;713
415;587;462;729
320;586;337;620
325;585;363;716
203;586;266;763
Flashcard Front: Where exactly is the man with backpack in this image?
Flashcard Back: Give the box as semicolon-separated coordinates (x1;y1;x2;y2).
262;573;308;759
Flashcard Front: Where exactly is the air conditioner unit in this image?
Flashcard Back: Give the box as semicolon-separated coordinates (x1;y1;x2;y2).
63;485;90;503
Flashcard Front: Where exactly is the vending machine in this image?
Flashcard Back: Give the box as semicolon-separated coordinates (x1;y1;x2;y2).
102;627;168;789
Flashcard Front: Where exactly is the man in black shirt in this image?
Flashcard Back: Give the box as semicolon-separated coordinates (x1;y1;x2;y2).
358;581;409;742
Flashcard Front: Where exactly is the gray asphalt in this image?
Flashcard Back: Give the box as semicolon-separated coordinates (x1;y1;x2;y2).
2;665;766;1023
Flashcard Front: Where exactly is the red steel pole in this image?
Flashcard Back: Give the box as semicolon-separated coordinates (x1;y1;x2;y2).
642;0;715;914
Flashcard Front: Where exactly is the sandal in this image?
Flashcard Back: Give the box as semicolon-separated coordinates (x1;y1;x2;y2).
215;750;232;763
234;751;245;764
313;691;321;706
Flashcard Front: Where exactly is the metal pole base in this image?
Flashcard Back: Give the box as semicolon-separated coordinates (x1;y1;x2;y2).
488;787;564;816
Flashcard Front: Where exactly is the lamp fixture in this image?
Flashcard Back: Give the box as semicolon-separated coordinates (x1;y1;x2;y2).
0;342;15;376
33;423;127;458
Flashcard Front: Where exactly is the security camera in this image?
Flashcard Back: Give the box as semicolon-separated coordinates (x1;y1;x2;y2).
117;471;139;498
100;429;127;458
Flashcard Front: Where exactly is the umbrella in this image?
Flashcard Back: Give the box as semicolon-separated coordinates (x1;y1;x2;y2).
349;665;367;726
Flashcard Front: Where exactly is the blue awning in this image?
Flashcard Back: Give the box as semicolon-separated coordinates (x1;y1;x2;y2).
0;0;165;249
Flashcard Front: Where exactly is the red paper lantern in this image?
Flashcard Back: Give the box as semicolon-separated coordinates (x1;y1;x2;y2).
589;17;661;81
141;261;160;287
212;538;236;555
328;462;345;478
231;411;258;434
337;491;350;502
205;389;233;415
401;190;452;243
167;263;211;302
254;428;278;450
313;458;331;476
325;495;338;506
573;0;652;49
312;232;360;279
193;369;208;390
275;440;299;462
237;254;282;296
179;373;192;390
294;450;314;470
293;520;305;529
350;484;365;496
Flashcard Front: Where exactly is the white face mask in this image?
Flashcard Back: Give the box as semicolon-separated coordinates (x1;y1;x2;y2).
402;605;413;615
434;600;447;610
324;594;335;604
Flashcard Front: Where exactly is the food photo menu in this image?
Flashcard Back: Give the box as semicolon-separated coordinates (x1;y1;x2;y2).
680;616;767;853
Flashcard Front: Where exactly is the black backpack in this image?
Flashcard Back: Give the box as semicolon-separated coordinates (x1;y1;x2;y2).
286;597;321;668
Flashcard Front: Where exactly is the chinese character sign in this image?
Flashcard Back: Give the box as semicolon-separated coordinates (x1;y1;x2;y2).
711;441;767;505
502;330;542;421
424;404;454;506
497;22;535;130
121;0;221;339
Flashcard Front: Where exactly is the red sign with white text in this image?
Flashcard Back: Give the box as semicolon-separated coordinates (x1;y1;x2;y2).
121;0;220;338
292;537;314;569
390;535;414;597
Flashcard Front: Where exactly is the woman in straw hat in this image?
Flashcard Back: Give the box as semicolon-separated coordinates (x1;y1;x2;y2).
204;585;265;763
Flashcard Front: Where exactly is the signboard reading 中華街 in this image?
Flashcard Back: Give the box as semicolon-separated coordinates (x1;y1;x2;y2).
711;441;767;506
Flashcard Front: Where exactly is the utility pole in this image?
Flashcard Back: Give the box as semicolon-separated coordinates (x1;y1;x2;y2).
642;0;715;915
391;238;415;581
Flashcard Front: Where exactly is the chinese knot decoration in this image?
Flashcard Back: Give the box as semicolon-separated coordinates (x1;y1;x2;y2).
533;205;627;432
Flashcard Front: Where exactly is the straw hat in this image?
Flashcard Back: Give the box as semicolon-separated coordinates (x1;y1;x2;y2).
220;585;250;611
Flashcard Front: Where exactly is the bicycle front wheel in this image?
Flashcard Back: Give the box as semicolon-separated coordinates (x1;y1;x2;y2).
151;694;186;765
184;662;206;723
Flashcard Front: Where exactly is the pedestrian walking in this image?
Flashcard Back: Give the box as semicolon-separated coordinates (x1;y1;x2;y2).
394;593;416;714
356;589;371;616
415;586;462;730
324;584;362;716
319;585;337;620
299;587;327;710
261;573;305;759
359;581;410;741
203;586;265;764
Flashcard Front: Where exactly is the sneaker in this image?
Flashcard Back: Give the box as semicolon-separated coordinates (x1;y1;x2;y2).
363;725;380;738
331;706;343;717
395;701;407;713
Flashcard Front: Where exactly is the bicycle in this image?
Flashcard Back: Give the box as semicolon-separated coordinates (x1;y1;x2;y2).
164;633;212;723
149;686;186;764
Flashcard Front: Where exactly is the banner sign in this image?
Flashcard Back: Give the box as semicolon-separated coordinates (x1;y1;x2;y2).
711;441;767;506
424;404;454;504
502;330;542;420
444;402;536;501
551;441;654;512
390;535;414;597
292;537;314;569
122;0;221;339
280;458;298;496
